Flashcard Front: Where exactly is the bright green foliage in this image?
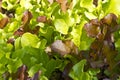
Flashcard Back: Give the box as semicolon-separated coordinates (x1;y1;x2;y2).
102;0;120;16
116;39;120;48
71;19;87;47
45;59;63;77
28;64;45;77
7;59;22;73
80;0;95;12
69;59;99;80
54;19;68;34
0;0;120;79
21;33;40;48
69;59;91;80
20;0;33;9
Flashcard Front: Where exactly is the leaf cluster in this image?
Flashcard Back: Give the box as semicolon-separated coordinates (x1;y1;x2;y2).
0;0;120;80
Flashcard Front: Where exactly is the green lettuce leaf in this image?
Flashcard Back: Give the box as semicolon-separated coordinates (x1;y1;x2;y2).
80;0;95;12
54;19;69;34
69;59;91;80
21;32;40;48
103;0;120;16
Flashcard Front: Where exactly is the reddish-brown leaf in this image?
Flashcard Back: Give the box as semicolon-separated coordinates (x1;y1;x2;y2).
29;26;40;34
84;22;101;38
51;40;71;56
36;16;47;23
90;19;100;26
0;17;9;29
50;40;78;56
61;3;67;12
21;10;33;32
17;65;28;80
7;38;15;45
56;0;68;12
101;13;117;25
90;40;102;50
102;41;117;70
110;24;120;33
64;40;78;55
13;27;24;36
56;0;67;3
22;10;33;26
93;0;98;7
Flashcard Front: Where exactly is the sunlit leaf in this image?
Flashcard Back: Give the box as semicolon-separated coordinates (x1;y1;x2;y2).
21;32;40;48
85;11;97;20
69;0;80;9
20;0;33;9
103;0;120;16
80;0;95;12
71;19;86;47
0;0;120;79
54;19;69;34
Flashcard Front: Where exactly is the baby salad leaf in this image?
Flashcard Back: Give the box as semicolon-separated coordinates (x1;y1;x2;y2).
115;39;120;48
84;11;97;20
80;0;95;12
70;0;80;9
20;0;33;9
37;16;47;23
54;19;69;34
7;59;22;73
103;0;120;16
21;32;40;48
0;17;9;29
84;19;101;38
45;58;62;77
69;59;91;80
28;64;44;77
72;59;86;75
71;18;86;47
40;27;54;44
